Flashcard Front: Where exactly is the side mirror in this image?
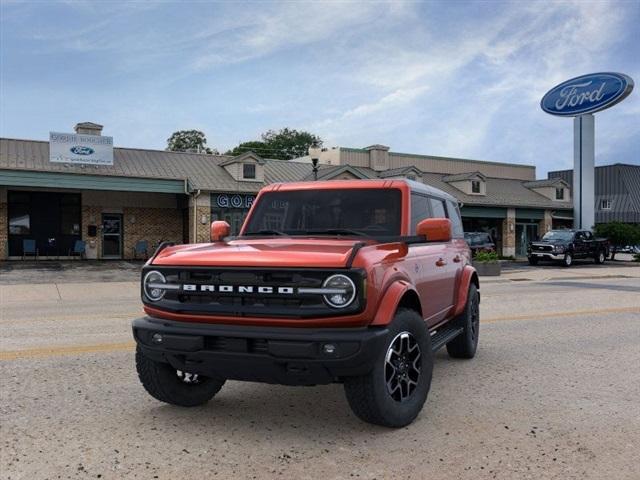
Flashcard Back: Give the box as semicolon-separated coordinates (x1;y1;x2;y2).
416;218;452;242
210;221;231;242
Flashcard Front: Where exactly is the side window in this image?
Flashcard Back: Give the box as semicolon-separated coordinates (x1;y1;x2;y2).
429;198;446;218
410;193;431;234
445;200;464;238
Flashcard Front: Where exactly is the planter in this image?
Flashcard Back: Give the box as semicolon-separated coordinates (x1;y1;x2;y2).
472;260;501;276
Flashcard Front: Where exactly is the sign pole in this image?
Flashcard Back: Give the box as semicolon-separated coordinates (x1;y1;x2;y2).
573;114;595;229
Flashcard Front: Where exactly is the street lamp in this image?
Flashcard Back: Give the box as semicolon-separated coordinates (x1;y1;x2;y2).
308;144;321;181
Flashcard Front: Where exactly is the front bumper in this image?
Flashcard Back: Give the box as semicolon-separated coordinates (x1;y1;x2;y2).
132;316;389;386
528;252;565;260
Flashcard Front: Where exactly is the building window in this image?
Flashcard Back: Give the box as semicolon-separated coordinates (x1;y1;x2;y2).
243;163;256;179
555;188;564;200
600;199;612;210
471;180;481;194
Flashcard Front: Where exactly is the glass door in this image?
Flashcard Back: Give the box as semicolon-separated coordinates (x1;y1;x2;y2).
102;214;123;259
516;223;539;257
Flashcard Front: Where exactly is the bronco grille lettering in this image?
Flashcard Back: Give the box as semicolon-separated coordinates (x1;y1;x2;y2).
180;284;297;294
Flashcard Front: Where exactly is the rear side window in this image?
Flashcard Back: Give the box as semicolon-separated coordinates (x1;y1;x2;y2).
445;200;464;238
429;198;446;218
410;194;431;234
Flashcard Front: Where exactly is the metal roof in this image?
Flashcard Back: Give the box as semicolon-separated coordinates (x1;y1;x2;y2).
0;137;311;193
443;171;486;182
0;137;573;210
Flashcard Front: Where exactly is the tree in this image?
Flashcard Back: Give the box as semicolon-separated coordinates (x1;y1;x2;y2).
225;128;322;160
593;222;640;260
260;128;322;160
225;141;268;157
167;130;217;154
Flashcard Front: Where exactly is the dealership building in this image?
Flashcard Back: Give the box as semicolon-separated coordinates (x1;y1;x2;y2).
1;122;576;261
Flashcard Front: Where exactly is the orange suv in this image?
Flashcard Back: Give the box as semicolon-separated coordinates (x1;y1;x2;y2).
133;179;480;427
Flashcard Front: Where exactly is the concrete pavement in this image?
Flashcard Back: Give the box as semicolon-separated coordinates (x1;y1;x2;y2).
1;263;639;479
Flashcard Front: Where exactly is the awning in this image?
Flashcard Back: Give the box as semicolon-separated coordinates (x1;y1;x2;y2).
0;169;186;194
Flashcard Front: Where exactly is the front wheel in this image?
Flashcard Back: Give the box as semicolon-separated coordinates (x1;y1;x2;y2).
528;256;539;265
343;309;433;428
594;250;606;264
562;253;573;267
136;347;225;407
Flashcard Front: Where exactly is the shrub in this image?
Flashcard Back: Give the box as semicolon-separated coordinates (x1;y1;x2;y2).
474;251;499;263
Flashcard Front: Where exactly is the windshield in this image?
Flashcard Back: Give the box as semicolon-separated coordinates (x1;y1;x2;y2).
243;188;402;237
542;231;574;241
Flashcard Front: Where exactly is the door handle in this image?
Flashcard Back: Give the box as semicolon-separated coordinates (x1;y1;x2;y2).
436;258;447;267
453;255;462;263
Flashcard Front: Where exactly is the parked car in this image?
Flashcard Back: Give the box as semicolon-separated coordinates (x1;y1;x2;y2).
464;232;496;256
132;179;480;427
527;230;609;267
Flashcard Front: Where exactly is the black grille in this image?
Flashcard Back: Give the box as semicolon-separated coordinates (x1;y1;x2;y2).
143;267;365;319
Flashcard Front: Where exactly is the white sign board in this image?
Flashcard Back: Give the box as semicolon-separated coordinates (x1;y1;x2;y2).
49;132;114;166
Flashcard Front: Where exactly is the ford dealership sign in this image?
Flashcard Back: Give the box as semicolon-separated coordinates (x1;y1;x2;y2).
541;72;634;116
50;132;114;165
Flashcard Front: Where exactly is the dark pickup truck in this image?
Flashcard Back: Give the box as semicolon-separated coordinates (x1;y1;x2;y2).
527;230;609;267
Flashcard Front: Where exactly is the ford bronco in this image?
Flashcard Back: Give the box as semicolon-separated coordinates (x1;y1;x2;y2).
132;180;480;427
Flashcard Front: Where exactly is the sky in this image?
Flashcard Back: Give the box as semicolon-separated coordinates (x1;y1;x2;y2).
1;0;638;177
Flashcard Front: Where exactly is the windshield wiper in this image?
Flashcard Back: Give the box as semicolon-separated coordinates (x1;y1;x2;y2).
244;229;288;236
305;228;367;236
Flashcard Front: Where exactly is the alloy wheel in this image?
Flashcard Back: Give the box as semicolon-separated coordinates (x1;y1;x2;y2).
384;332;421;403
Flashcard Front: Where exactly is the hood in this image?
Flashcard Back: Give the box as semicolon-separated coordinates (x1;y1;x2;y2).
151;238;369;268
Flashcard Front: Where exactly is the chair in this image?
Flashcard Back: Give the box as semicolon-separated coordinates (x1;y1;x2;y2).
68;240;86;260
133;240;149;259
22;239;38;261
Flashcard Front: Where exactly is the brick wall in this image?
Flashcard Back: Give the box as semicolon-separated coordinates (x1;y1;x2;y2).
501;208;516;257
123;207;182;259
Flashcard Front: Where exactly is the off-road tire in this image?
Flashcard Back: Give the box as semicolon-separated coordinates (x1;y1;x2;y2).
528;256;539;266
136;346;225;407
562;253;573;267
594;250;606;264
343;309;433;428
446;283;480;359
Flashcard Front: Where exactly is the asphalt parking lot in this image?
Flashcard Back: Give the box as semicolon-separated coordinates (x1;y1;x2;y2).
1;260;639;479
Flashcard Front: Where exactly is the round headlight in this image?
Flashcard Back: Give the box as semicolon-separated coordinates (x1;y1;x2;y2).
322;274;356;308
556;245;565;253
143;270;166;302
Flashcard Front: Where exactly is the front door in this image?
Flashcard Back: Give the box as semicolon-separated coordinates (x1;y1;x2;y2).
516;223;539;257
102;214;123;259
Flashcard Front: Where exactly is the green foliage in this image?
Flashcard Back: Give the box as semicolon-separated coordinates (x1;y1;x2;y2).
225;128;322;160
474;251;499;263
593;222;640;260
225;141;269;157
167;130;216;154
498;255;515;261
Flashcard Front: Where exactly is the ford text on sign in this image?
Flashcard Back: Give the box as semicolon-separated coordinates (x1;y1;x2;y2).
49;132;114;165
541;72;634;116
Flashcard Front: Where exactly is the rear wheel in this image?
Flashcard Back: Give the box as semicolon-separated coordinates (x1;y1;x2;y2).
136;346;225;407
446;283;480;359
343;309;433;428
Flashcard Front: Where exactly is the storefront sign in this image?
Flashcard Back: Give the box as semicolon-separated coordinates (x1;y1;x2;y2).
540;72;634;116
214;194;255;209
49;132;114;165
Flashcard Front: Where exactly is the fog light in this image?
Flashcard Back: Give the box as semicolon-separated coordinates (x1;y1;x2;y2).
152;333;163;344
323;343;336;354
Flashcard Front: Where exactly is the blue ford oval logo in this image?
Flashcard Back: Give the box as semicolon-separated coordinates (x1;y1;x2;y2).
70;146;95;155
541;72;634;116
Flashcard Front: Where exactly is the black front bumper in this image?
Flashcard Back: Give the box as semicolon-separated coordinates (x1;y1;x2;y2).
132;317;389;386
